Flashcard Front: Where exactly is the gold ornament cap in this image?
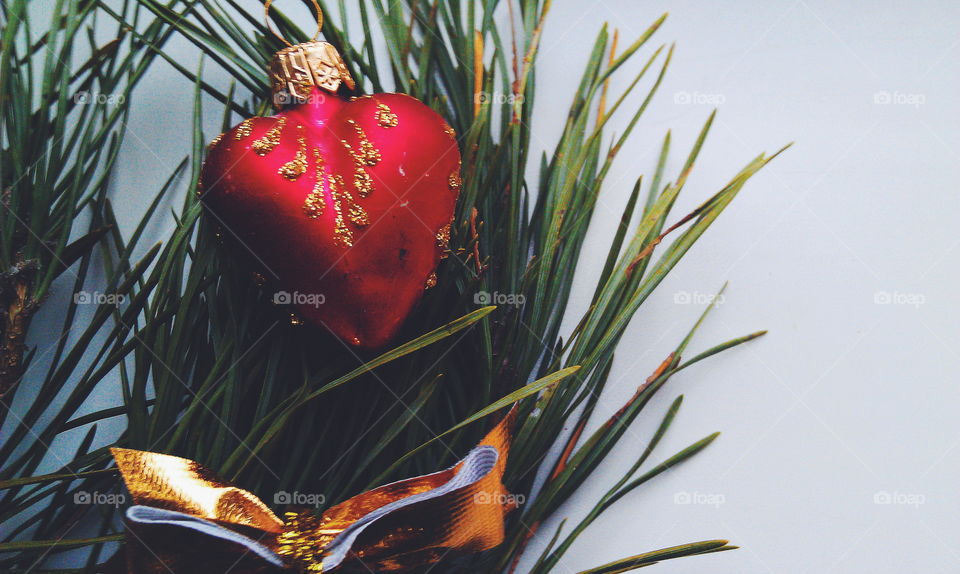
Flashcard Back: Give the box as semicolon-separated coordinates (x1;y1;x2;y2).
270;41;356;106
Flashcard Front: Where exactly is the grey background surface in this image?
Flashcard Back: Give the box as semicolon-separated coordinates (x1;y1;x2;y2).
16;1;960;572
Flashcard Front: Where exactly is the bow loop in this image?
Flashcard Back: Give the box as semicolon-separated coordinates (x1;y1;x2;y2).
110;409;519;573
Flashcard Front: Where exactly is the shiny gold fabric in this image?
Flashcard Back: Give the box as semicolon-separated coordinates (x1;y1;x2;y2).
269;41;356;105
112;448;284;533
109;409;517;573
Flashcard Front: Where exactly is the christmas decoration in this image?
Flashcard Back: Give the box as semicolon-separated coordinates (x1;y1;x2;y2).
200;2;460;348
109;410;516;573
2;2;783;572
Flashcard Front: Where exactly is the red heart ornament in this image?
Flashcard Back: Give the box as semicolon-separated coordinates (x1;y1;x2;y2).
201;77;460;348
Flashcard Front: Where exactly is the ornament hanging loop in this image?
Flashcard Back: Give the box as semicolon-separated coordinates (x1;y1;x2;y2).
264;0;324;47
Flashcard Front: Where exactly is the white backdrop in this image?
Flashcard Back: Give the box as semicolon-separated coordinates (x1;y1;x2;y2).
20;1;960;573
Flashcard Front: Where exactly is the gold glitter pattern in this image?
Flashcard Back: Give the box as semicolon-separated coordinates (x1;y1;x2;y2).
448;171;462;193
329;173;369;247
303;149;327;219
353;165;374;198
252;116;287;155
342;120;381;166
336;118;382;210
277;511;328;572
345;192;370;227
436;222;452;258
234;118;254;140
375;103;399;128
425;272;438;289
443;123;456;139
301;144;371;248
208;133;223;149
279;127;308;180
329;175;352;247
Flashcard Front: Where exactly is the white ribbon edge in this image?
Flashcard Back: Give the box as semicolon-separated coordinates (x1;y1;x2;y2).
125;505;284;567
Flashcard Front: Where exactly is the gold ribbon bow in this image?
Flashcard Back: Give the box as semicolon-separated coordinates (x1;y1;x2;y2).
109;411;517;573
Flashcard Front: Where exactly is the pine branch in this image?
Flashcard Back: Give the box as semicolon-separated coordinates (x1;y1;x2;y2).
0;1;787;572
